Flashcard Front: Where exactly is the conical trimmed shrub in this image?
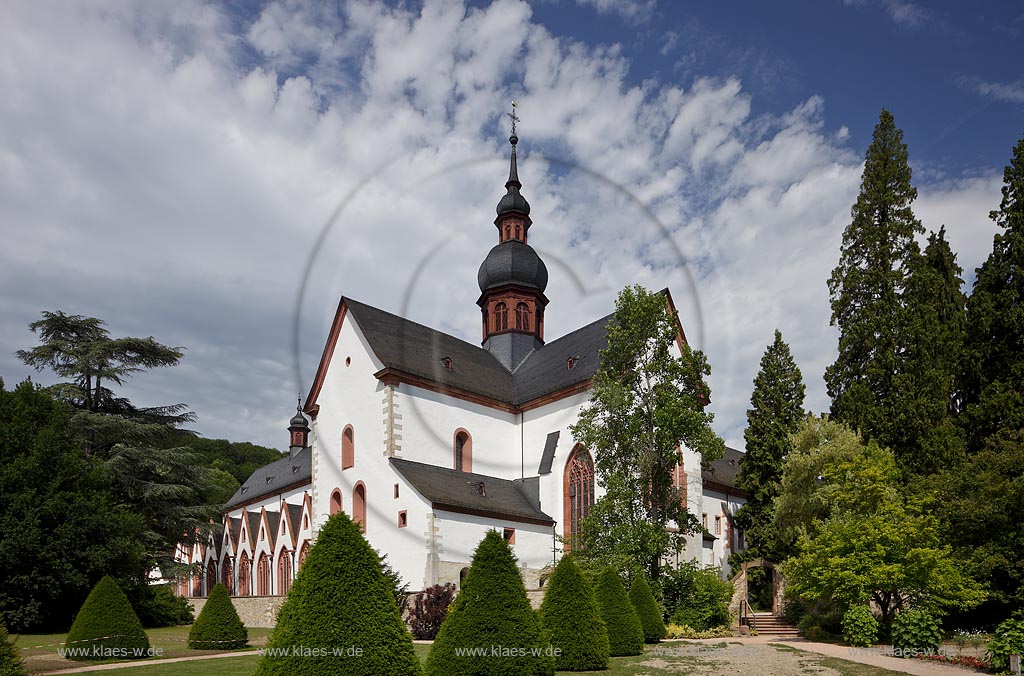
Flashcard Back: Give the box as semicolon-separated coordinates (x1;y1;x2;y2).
65;576;150;661
628;575;665;644
538;555;609;671
426;531;555;676
188;583;247;649
1;622;28;676
595;567;644;656
253;512;420;676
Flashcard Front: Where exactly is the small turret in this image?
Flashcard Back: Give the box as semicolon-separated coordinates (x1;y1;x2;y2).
288;398;309;459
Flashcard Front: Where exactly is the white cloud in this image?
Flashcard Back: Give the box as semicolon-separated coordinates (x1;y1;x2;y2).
959;76;1024;104
575;0;656;24
0;0;1004;455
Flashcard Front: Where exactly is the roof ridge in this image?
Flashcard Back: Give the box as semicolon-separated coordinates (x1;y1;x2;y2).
345;296;487;354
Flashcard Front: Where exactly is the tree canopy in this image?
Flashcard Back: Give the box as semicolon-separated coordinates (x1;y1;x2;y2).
780;416;985;623
570;285;724;579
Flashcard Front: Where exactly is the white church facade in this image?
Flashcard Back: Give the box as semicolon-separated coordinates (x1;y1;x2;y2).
176;129;747;600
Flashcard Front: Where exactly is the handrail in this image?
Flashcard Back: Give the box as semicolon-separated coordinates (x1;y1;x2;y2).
740;598;751;627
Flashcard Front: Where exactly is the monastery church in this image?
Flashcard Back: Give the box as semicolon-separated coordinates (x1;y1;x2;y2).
176;125;747;602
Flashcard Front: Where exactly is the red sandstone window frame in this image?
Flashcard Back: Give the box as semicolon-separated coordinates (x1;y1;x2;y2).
342;425;355;469
353;482;367;533
330;488;343;516
563;444;595;552
454;429;473;473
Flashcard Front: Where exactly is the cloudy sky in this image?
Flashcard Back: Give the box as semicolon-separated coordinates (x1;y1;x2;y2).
2;0;1021;454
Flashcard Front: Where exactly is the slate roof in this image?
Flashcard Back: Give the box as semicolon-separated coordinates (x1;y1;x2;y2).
224;447;311;510
390;457;554;525
286;503;304;544
265;511;280;549
345;297;612;406
538;431;559;475
701;446;745;491
246;512;261;549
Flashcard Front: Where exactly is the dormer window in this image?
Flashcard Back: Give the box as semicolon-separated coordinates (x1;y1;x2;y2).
566;356;577;370
240;487;248;494
265;476;273;485
441;357;453;371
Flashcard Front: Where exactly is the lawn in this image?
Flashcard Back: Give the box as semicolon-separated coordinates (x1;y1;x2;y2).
12;637;927;675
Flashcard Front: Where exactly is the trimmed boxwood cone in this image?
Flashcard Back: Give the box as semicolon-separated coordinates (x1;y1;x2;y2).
595;567;644;656
538;555;609;670
426;530;555;676
188;583;247;649
628;575;666;643
1;622;29;676
65;576;150;661
253;512;421;676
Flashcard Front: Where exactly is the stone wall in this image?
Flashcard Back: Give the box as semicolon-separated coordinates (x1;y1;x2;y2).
188;595;287;628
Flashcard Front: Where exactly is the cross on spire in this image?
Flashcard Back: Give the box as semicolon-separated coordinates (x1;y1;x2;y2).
507;100;519;137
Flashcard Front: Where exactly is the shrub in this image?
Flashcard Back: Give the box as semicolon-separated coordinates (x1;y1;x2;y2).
891;609;942;655
663;562;733;631
1;622;28;676
628;575;666;643
665;623;733;639
594;568;643;657
797;600;844;641
65;576;150;661
987;616;1024;672
841;605;878;647
408;584;456;640
188;583;247;649
426;531;554;676
131;583;193;628
782;598;808;627
538;556;609;671
253;512;420;676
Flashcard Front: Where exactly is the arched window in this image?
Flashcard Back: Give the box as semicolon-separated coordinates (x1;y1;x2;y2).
238;552;251;596
353;482;367;533
222;559;233;595
206;561;217;596
515;302;530;331
330;488;343;516
256;553;271;596
278;551;292;596
514;223;522;240
494;303;508;332
454;430;472;473
504;223;511;241
563;445;595;552
192;571;201;597
342;426;354;469
459;567;470;589
178;575;189;597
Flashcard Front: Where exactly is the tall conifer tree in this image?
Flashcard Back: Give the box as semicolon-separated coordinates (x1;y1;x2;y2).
734;330;805;561
891;227;966;473
962;136;1024;450
825;109;923;449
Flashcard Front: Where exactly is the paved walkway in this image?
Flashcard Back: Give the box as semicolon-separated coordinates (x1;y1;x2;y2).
41;637;980;676
43;650;256;674
688;635;979;676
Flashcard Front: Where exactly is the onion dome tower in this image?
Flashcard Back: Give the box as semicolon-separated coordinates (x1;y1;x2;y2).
477;103;549;370
288;398;309;459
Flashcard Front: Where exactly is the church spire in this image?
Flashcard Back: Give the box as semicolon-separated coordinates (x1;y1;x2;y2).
477;102;549;370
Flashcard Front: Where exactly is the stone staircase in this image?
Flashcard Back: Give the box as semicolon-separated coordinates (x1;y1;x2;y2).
749;612;800;637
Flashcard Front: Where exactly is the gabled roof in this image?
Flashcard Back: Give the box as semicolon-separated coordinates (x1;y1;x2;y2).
306;296;621;412
702;446;745;493
224;447;311;510
286;502;304;547
246;511;261;550
390;457;554;526
264;510;280;550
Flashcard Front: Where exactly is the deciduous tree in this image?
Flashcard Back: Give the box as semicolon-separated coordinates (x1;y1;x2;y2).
570;285;724;579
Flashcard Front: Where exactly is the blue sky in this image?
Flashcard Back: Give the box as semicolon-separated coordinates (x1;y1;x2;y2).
1;0;1021;453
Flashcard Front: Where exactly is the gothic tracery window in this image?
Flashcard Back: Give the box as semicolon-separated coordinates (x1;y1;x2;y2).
256;553;271;596
563;445;595;551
